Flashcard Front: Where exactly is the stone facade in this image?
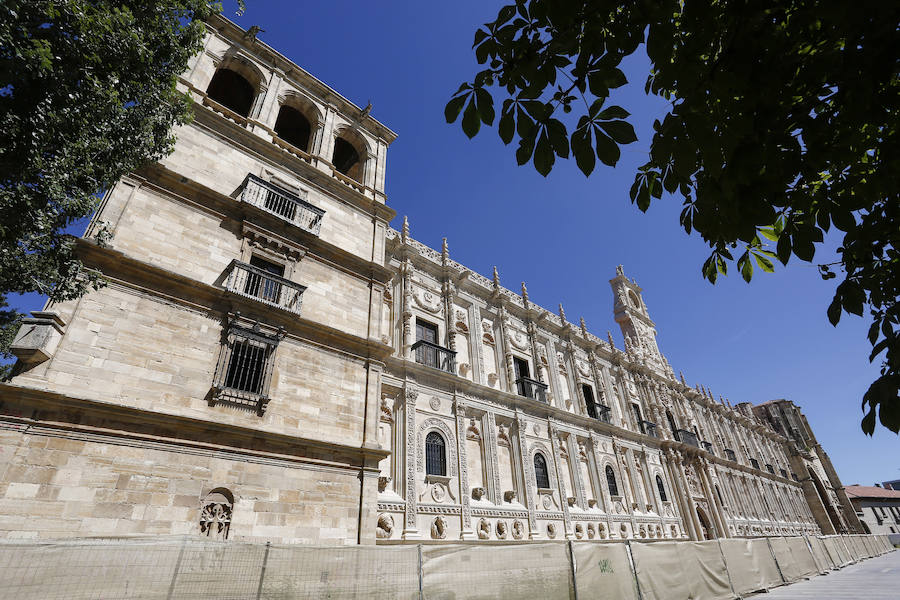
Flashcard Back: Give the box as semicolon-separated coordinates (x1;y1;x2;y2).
1;15;861;544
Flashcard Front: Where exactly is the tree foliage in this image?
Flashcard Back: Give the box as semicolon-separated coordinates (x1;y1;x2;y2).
0;0;216;363
447;1;899;434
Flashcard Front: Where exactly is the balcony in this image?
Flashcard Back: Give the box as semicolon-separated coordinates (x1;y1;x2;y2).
640;421;658;438
224;260;306;314
239;174;325;235
676;429;699;448
765;463;776;475
725;448;737;462
412;339;456;374
701;441;714;455
750;458;761;470
596;404;612;424
516;376;548;403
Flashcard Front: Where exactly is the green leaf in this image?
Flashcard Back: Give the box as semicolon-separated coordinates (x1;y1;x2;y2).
516;133;535;165
753;252;775;273
533;130;554;176
498;109;515;145
827;297;842;326
461;97;481;138
758;227;778;242
571;128;595;176
475;88;495;125
776;234;791;265
445;94;467;124
594;130;620;166
546;119;569;158
599;120;637;144
740;255;753;282
597;106;630;120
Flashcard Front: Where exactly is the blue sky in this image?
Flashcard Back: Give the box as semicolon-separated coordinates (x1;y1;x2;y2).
8;1;895;485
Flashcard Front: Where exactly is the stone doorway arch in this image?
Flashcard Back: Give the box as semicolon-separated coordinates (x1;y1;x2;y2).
696;505;715;540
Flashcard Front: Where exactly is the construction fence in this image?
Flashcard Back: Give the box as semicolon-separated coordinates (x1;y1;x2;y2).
0;533;892;599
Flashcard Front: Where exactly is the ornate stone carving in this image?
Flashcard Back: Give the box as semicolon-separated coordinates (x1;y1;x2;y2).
620;523;629;538
587;523;596;539
413;288;443;315
575;523;584;539
496;521;508;539
455;309;469;333
404;386;418;530
512;520;525;539
199;492;232;541
429;396;441;411
376;514;394;539
378;476;391;493
416;417;457;476
431;516;448;539
547;523;557;538
599;522;608;539
477;518;491;539
471;487;485;501
380;397;394;423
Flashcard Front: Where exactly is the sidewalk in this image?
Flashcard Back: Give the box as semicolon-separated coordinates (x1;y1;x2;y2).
759;550;898;599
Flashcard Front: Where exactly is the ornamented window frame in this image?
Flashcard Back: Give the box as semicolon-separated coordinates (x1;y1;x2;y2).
211;317;284;416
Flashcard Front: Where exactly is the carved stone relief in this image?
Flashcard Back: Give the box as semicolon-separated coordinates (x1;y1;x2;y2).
477;518;491;540
496;521;508;539
512;520;525;539
376;514;394;539
431;516;447;539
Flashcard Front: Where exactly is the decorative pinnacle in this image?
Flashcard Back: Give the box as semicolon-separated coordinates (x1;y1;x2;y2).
441;237;449;261
607;330;615;347
492;266;500;289
558;303;566;322
679;371;686;385
521;281;529;304
580;317;587;336
401;216;410;242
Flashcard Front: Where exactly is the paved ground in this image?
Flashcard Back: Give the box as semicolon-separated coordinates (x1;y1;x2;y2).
755;550;899;599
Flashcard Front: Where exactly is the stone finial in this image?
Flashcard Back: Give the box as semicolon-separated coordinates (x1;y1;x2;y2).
580;317;588;337
558;303;566;322
616;264;625;277
441;237;449;261
521;281;529;304
679;371;686;384
607;331;615;347
719;395;726;406
492;266;500;289
401;216;410;243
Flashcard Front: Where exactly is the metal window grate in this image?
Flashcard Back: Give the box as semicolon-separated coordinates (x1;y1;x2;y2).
213;323;282;415
425;432;446;476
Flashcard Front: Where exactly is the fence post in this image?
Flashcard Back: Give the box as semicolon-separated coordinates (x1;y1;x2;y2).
417;544;424;600
166;536;189;600
255;541;271;600
716;538;736;597
625;539;644;600
568;540;579;600
766;537;786;584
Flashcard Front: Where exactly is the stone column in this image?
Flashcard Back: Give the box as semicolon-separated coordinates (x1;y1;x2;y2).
402;384;420;539
698;459;728;538
568;435;587;509
470;304;484;385
663;449;695;539
484;412;501;505
454;399;475;539
515;413;537;537
549;424;573;538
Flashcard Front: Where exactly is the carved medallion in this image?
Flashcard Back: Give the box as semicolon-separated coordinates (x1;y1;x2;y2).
574;523;584;539
429;396;441;411
431;516;447;539
546;523;557;539
496;521;508;539
376;514;394;539
587;523;596;539
512;520;525;540
477;518;491;540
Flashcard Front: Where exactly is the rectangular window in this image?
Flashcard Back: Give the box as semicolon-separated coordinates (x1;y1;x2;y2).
582;384;598;419
632;403;645;434
213;322;281;415
245;255;285;303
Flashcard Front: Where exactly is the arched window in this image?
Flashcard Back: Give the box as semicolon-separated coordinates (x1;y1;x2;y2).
274;105;312;152
656;474;668;502
332;137;361;176
206;68;255;117
534;453;550;489
606;465;619;497
666;410;678;437
425;431;446;476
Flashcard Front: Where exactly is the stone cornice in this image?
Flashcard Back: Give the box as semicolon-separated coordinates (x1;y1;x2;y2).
75;238;393;364
0;383;389;468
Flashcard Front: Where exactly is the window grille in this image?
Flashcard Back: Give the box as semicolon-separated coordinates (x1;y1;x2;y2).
606;465;619;497
213;321;282;415
534;453;550;489
656;475;667;502
425;431;446;476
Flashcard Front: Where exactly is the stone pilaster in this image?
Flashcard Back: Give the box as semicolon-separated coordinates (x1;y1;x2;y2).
402;383;420;538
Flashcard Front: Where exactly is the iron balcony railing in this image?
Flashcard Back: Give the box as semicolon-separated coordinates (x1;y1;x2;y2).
780;469;788;479
641;421;658;438
224;260;306;314
411;339;456;374
725;448;737;462
701;441;714;455
750;458;761;470
596;404;612;424
765;463;776;474
516;376;548;404
240;174;325;235
676;429;699;448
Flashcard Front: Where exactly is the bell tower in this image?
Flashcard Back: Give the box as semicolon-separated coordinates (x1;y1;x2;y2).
610;265;664;367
